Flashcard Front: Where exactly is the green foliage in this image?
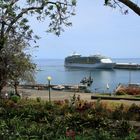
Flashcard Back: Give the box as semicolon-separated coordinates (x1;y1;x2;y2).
116;90;126;95
71;0;76;6
105;0;111;5
126;103;140;121
112;104;125;120
125;131;136;140
0;33;36;93
0;0;76;39
10;95;20;103
36;97;41;102
9;90;15;97
0;99;137;139
0;0;76;93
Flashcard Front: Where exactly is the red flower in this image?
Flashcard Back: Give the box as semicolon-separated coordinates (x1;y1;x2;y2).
66;129;76;140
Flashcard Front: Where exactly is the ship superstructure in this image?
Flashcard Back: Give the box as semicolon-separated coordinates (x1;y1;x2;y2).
64;53;115;69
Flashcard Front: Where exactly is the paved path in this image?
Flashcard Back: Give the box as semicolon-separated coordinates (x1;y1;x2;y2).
16;87;140;105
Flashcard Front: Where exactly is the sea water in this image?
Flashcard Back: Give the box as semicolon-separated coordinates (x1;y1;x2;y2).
34;58;140;93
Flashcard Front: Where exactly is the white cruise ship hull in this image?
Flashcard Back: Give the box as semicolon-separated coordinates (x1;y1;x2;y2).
65;62;115;69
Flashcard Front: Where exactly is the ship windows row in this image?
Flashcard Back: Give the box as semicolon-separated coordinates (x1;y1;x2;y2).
65;57;101;64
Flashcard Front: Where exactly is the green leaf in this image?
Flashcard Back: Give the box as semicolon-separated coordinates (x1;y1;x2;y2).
34;35;40;40
105;0;109;5
21;18;29;23
48;5;53;10
71;0;76;6
23;25;30;31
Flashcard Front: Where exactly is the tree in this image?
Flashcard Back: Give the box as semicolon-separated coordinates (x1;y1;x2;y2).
0;0;76;93
9;55;35;95
0;34;36;94
105;0;140;16
0;0;76;51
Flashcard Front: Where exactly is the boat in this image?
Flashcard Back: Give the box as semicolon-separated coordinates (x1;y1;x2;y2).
80;75;93;86
52;85;65;90
80;77;93;86
64;52;115;69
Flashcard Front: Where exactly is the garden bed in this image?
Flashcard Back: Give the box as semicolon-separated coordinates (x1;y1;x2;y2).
0;96;140;139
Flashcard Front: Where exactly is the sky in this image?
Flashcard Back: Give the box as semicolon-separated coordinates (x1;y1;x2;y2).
30;0;140;59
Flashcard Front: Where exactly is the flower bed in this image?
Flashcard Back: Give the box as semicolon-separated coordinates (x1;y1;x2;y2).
0;96;139;140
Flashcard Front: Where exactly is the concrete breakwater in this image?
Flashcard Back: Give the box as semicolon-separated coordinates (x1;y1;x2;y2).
19;84;88;92
114;63;140;70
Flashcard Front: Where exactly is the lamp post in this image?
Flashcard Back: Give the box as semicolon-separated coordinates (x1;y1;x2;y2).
47;76;52;102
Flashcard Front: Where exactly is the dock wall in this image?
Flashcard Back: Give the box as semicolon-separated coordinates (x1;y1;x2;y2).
19;84;87;92
114;63;140;70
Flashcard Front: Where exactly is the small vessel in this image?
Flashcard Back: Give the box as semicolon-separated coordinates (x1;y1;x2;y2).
64;52;115;69
80;75;93;86
80;73;93;86
52;85;65;90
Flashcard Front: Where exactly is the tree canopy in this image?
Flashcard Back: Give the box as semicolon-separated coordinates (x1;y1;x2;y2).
105;0;140;15
0;32;36;93
0;0;76;50
0;0;76;93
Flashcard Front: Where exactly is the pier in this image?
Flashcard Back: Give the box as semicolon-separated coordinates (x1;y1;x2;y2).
114;63;140;70
19;84;88;92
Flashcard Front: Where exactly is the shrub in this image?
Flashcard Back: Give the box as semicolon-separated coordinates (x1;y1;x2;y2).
9;91;15;97
0;99;137;139
10;95;20;103
116;87;140;95
116;90;126;95
126;103;140;121
36;97;41;102
111;104;126;120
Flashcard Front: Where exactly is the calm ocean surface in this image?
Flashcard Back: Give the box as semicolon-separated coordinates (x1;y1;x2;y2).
34;58;140;93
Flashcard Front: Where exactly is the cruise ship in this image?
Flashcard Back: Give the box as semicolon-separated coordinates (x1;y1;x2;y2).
64;53;115;69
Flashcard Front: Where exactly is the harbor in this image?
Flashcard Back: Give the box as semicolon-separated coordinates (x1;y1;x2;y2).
6;83;140;103
35;59;140;93
7;83;140;103
114;63;140;70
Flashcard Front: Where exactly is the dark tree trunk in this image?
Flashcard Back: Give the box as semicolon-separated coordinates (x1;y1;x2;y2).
14;81;20;97
0;56;8;95
0;86;3;95
14;83;18;95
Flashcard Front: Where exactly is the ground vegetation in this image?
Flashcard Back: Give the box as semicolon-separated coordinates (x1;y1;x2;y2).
0;95;139;139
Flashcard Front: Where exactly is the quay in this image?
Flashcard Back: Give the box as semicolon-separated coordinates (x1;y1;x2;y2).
114;63;140;70
19;84;88;92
